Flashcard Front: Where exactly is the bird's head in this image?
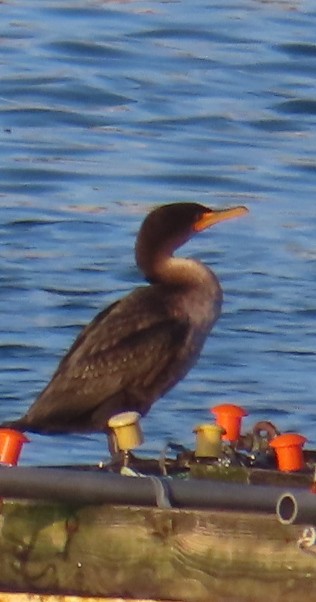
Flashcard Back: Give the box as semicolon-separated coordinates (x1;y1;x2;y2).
135;202;248;281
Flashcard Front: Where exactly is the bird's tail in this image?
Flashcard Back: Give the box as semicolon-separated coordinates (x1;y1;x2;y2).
0;418;28;432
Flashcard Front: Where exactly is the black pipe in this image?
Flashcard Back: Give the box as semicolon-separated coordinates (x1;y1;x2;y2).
0;466;293;514
0;467;158;507
276;490;316;525
168;477;284;513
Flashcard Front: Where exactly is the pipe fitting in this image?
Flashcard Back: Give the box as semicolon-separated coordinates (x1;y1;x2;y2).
108;411;144;451
193;423;225;458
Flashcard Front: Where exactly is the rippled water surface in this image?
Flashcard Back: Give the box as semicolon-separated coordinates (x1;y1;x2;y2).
1;0;316;465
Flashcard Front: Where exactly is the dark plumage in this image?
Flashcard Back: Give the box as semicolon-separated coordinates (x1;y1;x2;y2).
2;202;248;435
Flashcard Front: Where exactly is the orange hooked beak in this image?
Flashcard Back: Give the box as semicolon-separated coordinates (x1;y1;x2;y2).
194;206;249;232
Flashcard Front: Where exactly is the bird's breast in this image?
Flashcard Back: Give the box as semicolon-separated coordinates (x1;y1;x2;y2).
169;278;222;334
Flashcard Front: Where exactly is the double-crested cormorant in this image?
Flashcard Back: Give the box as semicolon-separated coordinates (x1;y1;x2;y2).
2;203;248;435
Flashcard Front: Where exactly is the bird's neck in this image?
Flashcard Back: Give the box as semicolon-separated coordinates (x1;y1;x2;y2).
144;254;217;291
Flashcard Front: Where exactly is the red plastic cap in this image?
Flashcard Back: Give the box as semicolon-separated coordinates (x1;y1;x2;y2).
269;433;307;472
0;429;29;466
211;404;248;418
211;403;248;441
269;433;307;449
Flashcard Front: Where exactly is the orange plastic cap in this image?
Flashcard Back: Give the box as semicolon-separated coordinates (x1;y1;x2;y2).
269;433;307;472
0;429;29;466
211;404;248;441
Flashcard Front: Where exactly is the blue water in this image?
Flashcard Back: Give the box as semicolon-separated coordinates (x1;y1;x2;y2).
1;0;316;465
